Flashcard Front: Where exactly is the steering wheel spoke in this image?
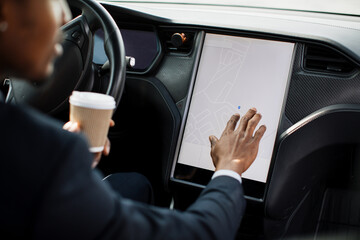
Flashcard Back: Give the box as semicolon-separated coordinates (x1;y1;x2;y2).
62;15;92;66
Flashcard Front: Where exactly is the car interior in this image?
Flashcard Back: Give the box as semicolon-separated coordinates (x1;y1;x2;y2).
2;0;360;239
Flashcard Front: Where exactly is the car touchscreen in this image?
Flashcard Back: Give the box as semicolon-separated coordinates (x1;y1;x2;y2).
173;33;294;187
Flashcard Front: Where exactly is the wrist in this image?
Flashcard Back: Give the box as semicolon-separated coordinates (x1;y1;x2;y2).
212;169;242;184
216;159;246;176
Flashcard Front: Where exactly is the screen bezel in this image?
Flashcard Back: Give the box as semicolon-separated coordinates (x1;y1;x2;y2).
170;31;296;201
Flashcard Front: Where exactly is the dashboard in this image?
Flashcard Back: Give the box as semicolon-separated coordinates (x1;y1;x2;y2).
95;1;360;238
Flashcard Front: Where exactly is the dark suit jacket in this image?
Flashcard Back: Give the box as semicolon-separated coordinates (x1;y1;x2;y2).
0;102;246;240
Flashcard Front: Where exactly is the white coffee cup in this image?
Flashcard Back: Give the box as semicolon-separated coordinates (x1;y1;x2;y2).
69;91;115;152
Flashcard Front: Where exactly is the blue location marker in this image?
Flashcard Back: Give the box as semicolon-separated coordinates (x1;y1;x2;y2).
238;106;241;110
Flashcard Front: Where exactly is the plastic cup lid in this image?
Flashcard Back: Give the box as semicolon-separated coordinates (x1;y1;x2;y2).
69;91;116;110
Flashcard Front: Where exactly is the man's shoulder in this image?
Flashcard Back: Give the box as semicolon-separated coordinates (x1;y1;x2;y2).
0;103;88;158
0;103;93;232
0;102;92;183
1;102;60;131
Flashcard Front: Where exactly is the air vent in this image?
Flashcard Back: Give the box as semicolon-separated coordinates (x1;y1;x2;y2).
304;45;356;74
161;30;195;54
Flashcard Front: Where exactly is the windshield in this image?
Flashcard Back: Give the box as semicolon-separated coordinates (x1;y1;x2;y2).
101;0;360;16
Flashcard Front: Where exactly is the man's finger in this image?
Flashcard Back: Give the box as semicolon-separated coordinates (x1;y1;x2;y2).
102;139;111;156
245;113;262;139
63;121;72;130
221;114;240;137
63;121;80;133
92;153;101;168
209;135;219;148
110;120;115;127
69;122;80;132
253;125;267;143
236;108;257;134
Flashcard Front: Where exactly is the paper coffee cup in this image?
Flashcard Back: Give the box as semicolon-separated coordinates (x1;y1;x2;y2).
69;91;115;152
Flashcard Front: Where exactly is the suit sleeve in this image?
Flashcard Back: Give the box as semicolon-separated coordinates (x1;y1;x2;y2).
33;135;246;240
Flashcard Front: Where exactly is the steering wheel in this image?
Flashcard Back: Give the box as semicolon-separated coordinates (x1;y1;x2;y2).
6;0;126;114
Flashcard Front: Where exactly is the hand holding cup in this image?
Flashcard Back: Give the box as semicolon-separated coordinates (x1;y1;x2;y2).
69;91;115;153
64;91;116;167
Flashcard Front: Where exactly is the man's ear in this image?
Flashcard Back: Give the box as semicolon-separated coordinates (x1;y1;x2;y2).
0;1;4;21
0;0;15;33
0;0;9;22
0;2;7;33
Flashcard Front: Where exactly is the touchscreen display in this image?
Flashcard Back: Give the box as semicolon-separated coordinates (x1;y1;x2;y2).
176;33;294;183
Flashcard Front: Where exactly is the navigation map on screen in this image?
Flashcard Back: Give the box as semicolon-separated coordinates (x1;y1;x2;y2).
177;33;294;183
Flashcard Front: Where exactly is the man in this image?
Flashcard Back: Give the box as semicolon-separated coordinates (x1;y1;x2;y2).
0;0;266;239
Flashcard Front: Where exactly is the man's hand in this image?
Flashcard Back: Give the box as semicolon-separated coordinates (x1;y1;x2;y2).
209;108;266;175
63;120;115;168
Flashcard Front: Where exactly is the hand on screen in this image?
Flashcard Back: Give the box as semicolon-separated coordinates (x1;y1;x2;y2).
209;108;266;176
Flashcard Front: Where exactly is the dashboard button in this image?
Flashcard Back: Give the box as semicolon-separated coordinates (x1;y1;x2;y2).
171;33;187;48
